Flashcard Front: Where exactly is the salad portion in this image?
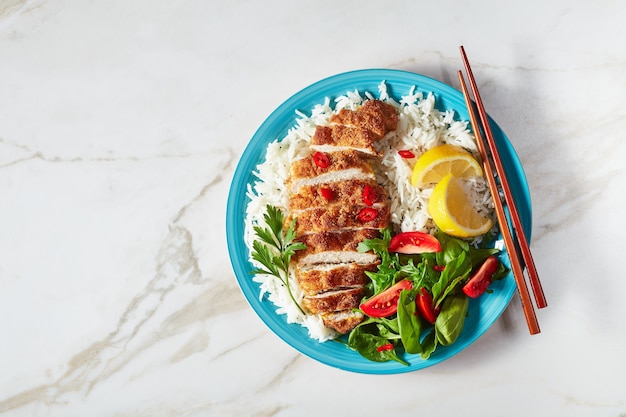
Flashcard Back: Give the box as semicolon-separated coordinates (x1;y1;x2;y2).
347;228;507;364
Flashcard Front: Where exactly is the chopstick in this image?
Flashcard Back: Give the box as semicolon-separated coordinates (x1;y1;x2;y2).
458;46;546;334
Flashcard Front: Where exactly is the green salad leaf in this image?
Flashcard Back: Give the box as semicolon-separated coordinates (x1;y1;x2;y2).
251;205;306;315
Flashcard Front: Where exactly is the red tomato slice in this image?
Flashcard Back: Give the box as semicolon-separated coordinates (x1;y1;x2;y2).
462;255;499;298
388;231;441;254
416;288;438;324
360;279;413;318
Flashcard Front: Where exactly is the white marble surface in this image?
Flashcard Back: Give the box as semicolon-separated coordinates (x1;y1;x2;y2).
1;0;625;415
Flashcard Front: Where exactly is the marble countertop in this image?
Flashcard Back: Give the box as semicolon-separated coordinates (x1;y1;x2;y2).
1;0;625;416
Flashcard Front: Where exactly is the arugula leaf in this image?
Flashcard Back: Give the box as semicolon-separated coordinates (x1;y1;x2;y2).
250;205;306;315
358;228;399;294
399;254;440;292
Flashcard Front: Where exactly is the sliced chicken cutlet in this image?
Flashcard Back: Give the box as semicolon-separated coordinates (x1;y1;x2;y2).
292;228;380;266
330;99;398;138
291;204;390;236
321;311;365;334
302;287;364;315
287;149;376;193
283;100;398;336
311;124;381;156
288;179;387;213
296;262;378;295
357;99;399;132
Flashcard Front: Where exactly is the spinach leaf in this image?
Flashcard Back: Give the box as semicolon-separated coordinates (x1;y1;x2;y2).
492;259;510;280
431;251;472;308
420;328;438;360
435;293;469;346
435;231;469;266
397;290;422;354
467;248;500;268
347;320;407;365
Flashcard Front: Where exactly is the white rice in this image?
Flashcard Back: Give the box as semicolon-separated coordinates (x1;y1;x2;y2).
244;81;493;342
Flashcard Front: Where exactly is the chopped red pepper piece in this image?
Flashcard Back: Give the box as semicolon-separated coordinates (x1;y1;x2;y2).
376;343;394;352
398;150;415;159
433;265;446;272
313;151;330;169
363;184;376;206
357;207;378;222
319;187;334;201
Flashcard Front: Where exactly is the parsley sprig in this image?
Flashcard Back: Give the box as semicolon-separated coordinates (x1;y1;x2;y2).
251;205;307;315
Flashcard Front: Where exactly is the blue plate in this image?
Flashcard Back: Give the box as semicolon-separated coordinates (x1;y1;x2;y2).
226;69;532;374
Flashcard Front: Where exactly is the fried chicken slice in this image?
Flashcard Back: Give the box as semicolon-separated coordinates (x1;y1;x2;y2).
295;262;378;295
287;149;376;193
321;310;364;334
358;99;399;133
291;204;390;236
311;125;381;156
292;228;380;266
288;179;387;213
302;287;364;315
330;100;397;139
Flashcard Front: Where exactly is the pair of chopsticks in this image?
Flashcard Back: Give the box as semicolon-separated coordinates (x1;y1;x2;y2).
457;46;547;335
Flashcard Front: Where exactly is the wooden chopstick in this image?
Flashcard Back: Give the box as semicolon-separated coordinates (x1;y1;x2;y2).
458;46;546;334
459;46;547;310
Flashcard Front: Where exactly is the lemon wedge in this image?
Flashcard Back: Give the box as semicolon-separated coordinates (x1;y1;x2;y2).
427;173;494;238
411;144;483;188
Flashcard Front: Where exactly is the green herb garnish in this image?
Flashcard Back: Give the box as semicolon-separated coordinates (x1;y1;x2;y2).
251;205;306;315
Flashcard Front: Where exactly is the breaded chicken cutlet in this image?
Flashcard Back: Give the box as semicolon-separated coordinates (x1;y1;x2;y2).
286;99;398;334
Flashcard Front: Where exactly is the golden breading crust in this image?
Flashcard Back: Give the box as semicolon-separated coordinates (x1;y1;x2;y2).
296;262;379;295
302;287;364;315
291;228;380;263
330;108;388;138
358;99;399;132
291;204;390;236
311;125;380;155
330;99;398;138
288;179;388;213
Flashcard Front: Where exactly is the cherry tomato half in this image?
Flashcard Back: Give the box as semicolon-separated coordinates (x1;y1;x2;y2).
462;255;499;298
360;279;413;318
416;288;439;324
388;231;441;254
